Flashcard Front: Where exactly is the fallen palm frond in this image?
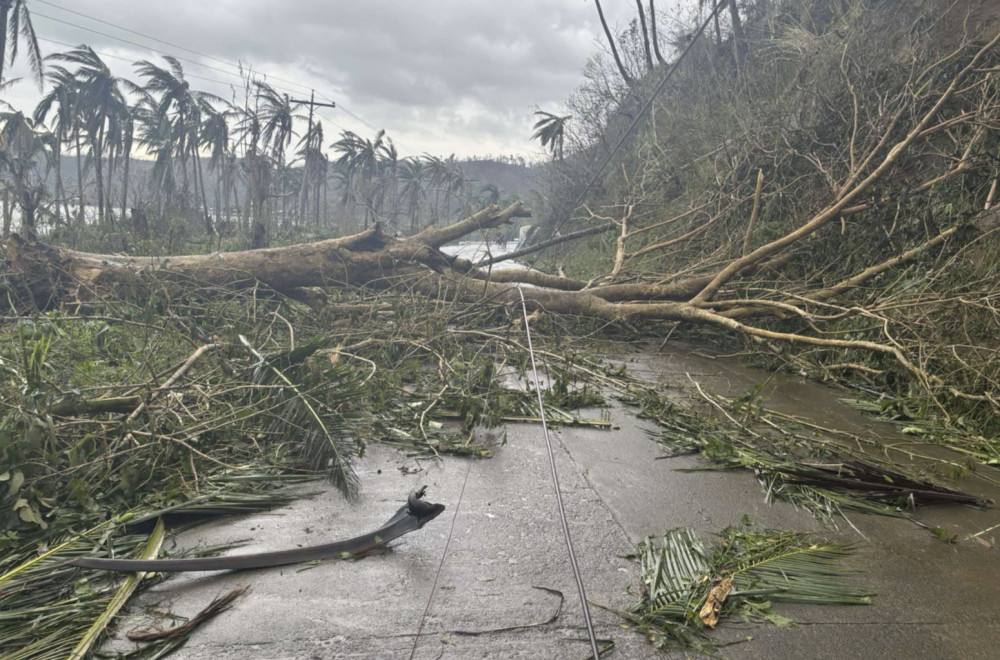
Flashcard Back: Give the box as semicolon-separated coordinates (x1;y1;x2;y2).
126;586;249;643
840;398;1000;467
0;487;297;658
242;334;360;498
643;379;989;527
623;525;871;652
67;519;166;660
0;284;624;655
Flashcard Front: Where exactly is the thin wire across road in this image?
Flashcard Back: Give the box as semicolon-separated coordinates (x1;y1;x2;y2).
513;285;602;659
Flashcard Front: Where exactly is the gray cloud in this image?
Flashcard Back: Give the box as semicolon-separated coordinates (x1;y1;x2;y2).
4;0;641;157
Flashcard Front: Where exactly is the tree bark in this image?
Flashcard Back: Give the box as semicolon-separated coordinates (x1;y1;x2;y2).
649;0;665;64
5;202;529;307
594;0;635;85
634;0;654;72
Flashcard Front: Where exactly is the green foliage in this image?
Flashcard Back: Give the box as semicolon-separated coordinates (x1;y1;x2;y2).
625;524;871;652
534;0;1000;442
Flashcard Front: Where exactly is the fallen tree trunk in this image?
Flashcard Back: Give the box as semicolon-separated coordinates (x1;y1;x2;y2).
5;203;532;309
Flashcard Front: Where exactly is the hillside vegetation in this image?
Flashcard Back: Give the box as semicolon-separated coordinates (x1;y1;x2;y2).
532;0;1000;433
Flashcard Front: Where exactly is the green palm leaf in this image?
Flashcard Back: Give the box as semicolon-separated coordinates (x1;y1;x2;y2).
626;524;872;651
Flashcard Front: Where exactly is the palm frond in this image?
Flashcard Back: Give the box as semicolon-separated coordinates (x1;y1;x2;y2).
241;335;361;499
626;525;871;652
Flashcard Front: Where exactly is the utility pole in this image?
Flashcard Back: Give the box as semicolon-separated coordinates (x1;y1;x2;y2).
290;92;336;223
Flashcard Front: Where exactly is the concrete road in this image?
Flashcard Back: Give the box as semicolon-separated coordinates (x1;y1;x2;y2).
106;345;1000;659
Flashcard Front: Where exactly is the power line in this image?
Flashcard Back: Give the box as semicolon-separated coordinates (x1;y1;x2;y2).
35;0;319;97
33;7;414;152
33;11;261;85
36;1;243;73
37;36;256;92
513;285;600;660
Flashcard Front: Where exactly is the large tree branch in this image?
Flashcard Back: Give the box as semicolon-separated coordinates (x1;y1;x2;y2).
691;30;1000;304
414;201;530;248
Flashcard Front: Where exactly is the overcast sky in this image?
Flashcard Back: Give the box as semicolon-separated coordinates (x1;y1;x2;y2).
1;0;671;160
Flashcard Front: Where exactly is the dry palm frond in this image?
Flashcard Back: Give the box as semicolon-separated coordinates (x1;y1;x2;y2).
0;488;296;659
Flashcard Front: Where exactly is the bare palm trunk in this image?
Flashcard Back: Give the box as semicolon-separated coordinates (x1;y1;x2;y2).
315;175;321;225
120;149;131;224
105;148;116;227
594;0;634;85
193;143;212;233
649;1;665;64
713;5;722;45
214;176;221;227
53;143;64;225
93;123;106;226
634;0;654;72
728;0;748;69
75;130;85;225
2;188;11;238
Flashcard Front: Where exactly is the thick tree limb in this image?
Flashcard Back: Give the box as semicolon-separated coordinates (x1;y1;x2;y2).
691;30;1000;304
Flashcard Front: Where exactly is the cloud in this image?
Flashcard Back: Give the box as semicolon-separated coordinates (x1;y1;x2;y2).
5;0;641;157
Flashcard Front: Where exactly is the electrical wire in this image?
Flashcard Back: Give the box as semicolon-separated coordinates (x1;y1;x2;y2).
35;0;339;99
513;284;601;659
549;0;728;241
36;36;258;92
33;1;416;152
408;460;473;660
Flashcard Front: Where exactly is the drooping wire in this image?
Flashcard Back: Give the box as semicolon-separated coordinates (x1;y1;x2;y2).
408;459;473;660
543;0;729;246
513;285;601;659
32;2;405;146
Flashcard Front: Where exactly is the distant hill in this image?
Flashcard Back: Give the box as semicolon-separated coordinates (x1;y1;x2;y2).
459;157;538;201
47;154;538;204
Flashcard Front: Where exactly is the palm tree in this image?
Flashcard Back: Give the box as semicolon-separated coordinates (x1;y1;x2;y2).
134;56;221;232
593;0;634;85
233;98;272;242
34;64;78;224
116;101;138;223
445;159;468;218
331;129;390;228
634;0;654;72
422;154;450;222
256;82;301;165
49;46;127;226
531;111;571;161
132;88;176;216
479;182;501;208
379;140;399;229
0;0;42;87
295;121;327;225
398;157;426;233
0;109;55;239
200;102;233;225
648;1;665;64
296;118;324;223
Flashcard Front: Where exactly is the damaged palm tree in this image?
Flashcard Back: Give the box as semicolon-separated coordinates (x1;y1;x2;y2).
621;525;871;652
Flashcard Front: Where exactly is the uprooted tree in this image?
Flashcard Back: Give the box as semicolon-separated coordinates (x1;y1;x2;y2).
5;17;1000;422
